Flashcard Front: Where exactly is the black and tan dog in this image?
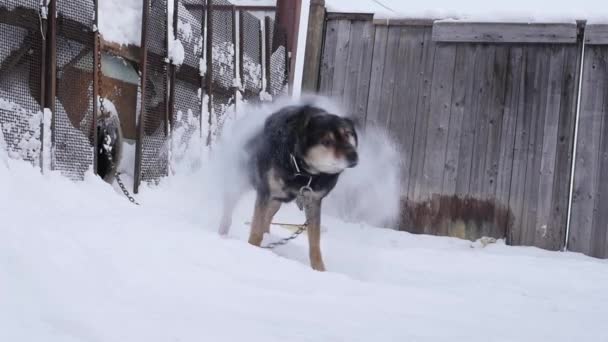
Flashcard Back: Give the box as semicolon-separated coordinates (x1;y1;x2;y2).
218;105;358;271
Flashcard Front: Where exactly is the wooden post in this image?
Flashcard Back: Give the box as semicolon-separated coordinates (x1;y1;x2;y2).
301;0;325;92
275;0;302;91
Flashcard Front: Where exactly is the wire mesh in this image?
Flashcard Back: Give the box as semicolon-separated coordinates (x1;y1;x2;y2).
267;16;288;96
171;0;203;166
241;10;262;100
137;0;169;186
211;0;235;90
0;1;43;166
53;0;96;180
209;0;235;138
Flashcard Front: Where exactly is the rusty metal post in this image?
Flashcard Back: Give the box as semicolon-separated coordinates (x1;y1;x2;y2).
232;5;238;115
92;0;100;175
134;0;150;193
264;16;271;93
39;2;49;172
205;0;214;146
239;10;245;92
47;0;57;156
168;0;179;130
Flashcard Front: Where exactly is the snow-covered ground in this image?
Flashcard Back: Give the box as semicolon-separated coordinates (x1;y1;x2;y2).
2;99;608;341
326;0;608;22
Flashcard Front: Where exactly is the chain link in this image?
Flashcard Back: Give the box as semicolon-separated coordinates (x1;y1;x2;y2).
260;223;307;249
115;172;140;205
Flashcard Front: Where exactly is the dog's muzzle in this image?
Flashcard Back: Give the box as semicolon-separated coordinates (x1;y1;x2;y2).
346;150;358;167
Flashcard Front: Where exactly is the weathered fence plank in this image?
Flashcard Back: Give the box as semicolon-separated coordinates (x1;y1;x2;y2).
570;45;608;257
330;19;351;98
342;20;374;123
390;26;426;200
432;21;578;44
419;44;456;235
318;19;338;95
586;24;608;45
374;26;401;129
365;25;388;129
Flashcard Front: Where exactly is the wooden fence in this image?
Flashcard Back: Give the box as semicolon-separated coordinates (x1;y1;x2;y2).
315;14;608;257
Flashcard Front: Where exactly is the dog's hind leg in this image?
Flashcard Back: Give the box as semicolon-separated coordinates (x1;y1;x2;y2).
305;199;325;272
263;200;281;234
218;191;240;236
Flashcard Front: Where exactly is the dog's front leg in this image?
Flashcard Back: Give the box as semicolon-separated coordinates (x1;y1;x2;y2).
305;199;325;272
248;194;269;246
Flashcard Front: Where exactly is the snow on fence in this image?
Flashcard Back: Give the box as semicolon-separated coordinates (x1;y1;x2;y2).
315;13;608;258
0;0;289;192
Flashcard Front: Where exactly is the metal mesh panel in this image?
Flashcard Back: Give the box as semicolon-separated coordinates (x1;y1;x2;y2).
171;1;203;165
176;1;203;72
209;2;235;138
53;1;96;180
267;16;288;96
0;2;43;165
241;11;262;96
212;88;234;139
137;0;169;185
171;80;200;163
211;2;235;90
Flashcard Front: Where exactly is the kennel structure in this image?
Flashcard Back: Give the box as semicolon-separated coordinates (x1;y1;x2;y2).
0;0;289;192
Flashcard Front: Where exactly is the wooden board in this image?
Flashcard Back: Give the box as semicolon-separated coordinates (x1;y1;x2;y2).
569;45;608;257
586;24;608;45
317;19;339;95
365;25;388;129
432;22;578;44
341;20;374;123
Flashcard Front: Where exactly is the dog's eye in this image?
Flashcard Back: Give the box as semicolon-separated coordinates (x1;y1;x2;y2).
321;138;332;147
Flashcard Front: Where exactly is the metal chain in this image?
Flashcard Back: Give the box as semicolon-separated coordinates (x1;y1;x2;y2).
115;172;140;205
96;33;139;206
260;223;307;249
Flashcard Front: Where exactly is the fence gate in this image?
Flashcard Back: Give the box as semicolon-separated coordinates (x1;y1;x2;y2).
569;24;608;258
319;17;582;251
0;1;45;166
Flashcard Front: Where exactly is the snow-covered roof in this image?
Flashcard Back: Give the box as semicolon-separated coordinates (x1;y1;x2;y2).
325;0;608;23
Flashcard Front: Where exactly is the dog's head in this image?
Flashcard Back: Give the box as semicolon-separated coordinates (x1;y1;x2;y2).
292;107;359;174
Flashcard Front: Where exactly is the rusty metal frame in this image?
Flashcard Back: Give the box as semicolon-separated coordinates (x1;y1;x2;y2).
134;0;150;193
185;4;276;11
46;0;57;153
232;5;238;113
93;0;100;174
264;16;271;92
205;0;213;146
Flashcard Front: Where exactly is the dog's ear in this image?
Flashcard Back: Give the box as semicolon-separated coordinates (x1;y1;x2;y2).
290;106;315;134
343;116;360;130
